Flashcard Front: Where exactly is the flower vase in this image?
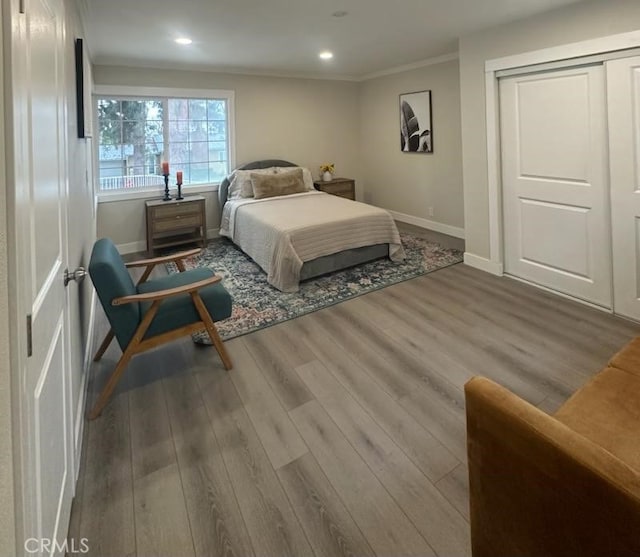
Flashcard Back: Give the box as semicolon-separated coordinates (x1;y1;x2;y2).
322;171;333;182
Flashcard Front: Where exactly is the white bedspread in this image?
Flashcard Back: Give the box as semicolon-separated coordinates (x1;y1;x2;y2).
220;191;405;291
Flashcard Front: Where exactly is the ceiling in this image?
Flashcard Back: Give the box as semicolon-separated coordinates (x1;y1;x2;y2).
81;0;587;79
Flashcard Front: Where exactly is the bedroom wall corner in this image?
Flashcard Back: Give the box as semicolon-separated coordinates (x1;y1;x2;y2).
358;58;465;237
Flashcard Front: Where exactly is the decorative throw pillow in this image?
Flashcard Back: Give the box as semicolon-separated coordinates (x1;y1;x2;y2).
251;168;306;199
275;166;314;190
228;167;278;198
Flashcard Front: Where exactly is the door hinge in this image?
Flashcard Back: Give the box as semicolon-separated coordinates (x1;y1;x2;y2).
19;0;25;14
26;314;32;357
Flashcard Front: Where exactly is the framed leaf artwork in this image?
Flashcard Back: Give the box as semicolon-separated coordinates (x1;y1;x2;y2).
400;90;433;153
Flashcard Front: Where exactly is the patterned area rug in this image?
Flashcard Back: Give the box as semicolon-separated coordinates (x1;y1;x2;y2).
169;233;462;342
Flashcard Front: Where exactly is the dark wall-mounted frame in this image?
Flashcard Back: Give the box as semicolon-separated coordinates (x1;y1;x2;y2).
75;38;93;138
400;90;433;153
75;38;85;138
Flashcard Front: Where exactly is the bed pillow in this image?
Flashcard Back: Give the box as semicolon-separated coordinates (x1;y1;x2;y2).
275;166;314;191
228;167;278;199
251;168;306;199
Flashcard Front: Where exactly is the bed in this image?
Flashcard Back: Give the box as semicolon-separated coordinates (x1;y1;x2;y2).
218;159;405;291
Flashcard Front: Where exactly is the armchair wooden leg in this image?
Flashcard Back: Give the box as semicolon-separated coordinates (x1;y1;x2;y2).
93;330;115;362
191;292;232;370
206;322;232;371
89;301;160;419
88;347;135;420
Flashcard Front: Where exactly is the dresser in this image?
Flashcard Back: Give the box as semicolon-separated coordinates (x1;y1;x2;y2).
313;177;355;200
145;195;207;255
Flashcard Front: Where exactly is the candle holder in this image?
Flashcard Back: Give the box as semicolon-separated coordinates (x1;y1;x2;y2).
162;173;172;201
176;180;184;200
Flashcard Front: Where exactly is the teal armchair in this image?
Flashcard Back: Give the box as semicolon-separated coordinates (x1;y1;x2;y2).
88;238;232;419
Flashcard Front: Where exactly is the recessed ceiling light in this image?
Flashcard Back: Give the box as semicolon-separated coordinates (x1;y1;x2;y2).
332;10;348;17
319;51;334;60
175;38;193;45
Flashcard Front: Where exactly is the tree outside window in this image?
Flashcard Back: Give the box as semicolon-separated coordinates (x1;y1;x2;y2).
97;95;230;192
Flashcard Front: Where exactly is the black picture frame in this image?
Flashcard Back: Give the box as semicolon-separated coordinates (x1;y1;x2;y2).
75;38;86;138
400;90;433;153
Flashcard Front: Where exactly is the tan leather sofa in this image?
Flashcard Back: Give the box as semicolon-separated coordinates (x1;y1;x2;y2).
465;337;640;557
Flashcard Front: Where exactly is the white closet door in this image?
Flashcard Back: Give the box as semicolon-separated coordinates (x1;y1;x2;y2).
608;56;640;321
500;66;612;307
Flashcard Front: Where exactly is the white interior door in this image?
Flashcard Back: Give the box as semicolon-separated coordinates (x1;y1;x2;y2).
11;0;75;554
500;65;612;307
607;55;640;321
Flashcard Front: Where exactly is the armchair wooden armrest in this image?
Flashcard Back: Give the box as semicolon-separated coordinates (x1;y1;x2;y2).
125;248;202;268
112;274;221;306
126;248;202;283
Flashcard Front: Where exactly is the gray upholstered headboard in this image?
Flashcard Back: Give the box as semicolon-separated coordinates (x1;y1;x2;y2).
218;159;297;215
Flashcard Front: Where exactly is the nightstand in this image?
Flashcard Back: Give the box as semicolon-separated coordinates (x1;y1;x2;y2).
145;195;207;255
313;177;355;200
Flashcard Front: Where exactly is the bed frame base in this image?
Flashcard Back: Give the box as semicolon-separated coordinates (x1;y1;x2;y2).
299;244;388;281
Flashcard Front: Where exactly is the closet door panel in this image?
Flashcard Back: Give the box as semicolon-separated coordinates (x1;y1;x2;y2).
501;66;612;307
608;56;640;321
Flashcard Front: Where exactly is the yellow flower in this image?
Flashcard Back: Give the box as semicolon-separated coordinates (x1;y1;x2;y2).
320;163;335;173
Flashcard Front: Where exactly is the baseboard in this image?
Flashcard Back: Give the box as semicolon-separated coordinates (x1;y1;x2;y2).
505;273;611;313
73;288;96;483
73;374;88;484
116;228;220;255
116;240;146;255
388;210;465;239
463;252;504;276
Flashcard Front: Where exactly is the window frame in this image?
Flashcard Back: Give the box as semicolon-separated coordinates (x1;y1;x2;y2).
94;85;235;203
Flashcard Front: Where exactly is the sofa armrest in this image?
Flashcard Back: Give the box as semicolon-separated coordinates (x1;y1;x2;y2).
465;376;640;557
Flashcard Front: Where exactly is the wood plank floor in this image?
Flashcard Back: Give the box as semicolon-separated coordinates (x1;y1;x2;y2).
68;263;640;557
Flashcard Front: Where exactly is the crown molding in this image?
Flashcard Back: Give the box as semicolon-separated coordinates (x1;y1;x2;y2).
92;50;460;84
92;57;362;82
358;52;459;81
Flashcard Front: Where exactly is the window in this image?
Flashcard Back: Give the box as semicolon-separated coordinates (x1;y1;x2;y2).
96;87;234;196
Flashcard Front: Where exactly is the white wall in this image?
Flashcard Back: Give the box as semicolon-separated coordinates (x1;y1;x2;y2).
64;0;96;464
0;0;17;552
93;66;361;248
359;59;464;235
459;0;640;260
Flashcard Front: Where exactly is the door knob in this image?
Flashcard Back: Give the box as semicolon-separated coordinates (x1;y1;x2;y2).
64;267;87;286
